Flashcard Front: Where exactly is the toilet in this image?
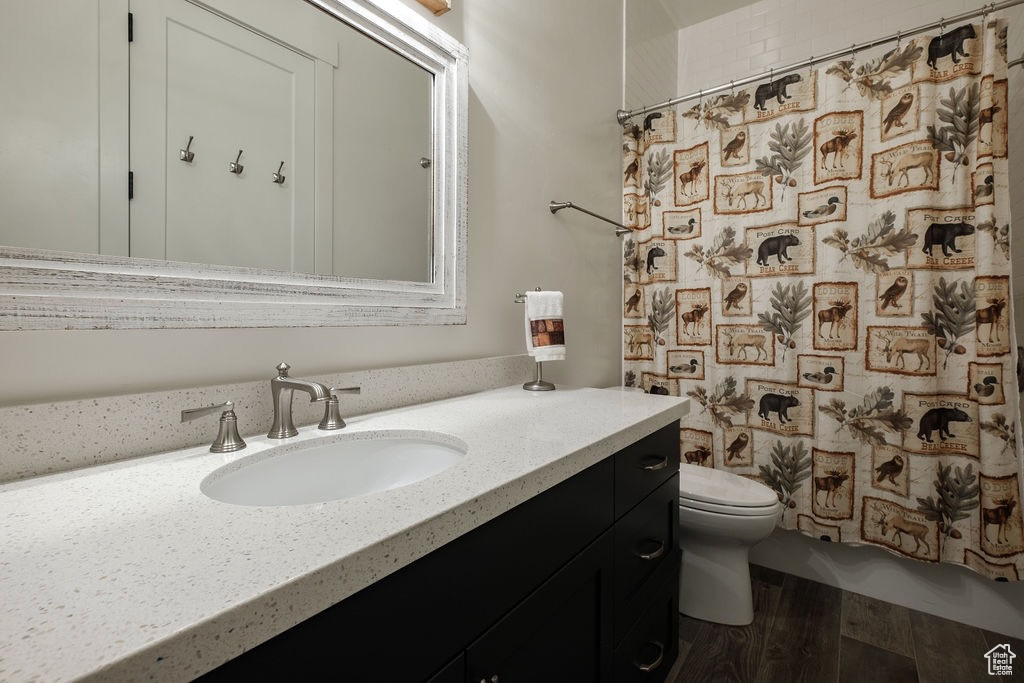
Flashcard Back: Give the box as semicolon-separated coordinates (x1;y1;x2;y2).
677;463;782;626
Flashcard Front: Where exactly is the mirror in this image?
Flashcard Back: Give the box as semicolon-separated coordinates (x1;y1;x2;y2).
0;0;467;329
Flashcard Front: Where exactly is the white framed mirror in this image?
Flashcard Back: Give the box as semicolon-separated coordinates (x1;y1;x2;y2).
0;0;467;329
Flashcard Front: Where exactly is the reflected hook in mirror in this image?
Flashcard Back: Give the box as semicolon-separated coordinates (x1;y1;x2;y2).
179;136;195;163
229;150;244;175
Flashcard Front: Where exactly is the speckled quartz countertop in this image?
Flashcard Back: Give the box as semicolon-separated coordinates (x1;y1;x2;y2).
0;385;688;682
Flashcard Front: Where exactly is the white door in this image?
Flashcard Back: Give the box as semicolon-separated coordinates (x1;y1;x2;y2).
0;0;127;255
129;0;315;273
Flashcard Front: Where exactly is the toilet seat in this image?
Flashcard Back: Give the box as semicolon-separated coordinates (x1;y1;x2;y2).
680;495;780;516
679;463;781;516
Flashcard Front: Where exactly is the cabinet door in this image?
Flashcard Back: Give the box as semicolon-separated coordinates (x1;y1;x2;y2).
427;654;465;683
466;533;614;683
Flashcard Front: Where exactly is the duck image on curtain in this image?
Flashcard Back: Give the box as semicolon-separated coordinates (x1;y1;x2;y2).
622;18;1024;579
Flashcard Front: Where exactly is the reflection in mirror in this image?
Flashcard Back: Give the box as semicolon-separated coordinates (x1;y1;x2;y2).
0;0;467;329
333;23;433;282
1;0;434;282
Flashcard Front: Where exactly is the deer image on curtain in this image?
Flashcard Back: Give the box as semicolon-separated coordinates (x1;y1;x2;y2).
622;19;1024;579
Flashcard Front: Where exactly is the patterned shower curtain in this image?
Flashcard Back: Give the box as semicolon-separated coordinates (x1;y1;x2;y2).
621;19;1024;579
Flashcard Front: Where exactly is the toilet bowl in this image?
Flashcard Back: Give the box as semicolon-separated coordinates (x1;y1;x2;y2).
678;463;782;626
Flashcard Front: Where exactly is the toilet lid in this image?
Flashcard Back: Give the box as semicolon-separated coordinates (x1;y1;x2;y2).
679;463;780;509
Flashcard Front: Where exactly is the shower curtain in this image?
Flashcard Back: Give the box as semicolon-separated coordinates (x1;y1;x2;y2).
622;18;1024;579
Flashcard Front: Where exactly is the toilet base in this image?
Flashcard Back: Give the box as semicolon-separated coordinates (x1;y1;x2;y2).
678;543;754;626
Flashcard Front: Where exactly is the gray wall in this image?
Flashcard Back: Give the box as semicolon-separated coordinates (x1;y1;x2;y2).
0;0;625;406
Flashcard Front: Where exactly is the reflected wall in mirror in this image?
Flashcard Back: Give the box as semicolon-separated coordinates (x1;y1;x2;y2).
0;0;467;329
3;0;433;281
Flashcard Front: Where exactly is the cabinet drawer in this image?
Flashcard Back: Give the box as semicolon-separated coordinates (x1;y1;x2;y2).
614;474;679;604
615;421;679;518
614;474;678;643
612;565;680;683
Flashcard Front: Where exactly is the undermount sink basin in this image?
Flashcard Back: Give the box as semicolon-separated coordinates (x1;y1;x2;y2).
200;430;466;506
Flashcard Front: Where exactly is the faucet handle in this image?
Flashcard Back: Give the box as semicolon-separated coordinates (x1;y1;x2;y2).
181;401;247;453
318;387;362;431
275;362;291;377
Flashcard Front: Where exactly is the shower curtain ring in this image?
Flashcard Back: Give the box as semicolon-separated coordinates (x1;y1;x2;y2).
730;79;735;95
940;18;945;37
896;30;901;48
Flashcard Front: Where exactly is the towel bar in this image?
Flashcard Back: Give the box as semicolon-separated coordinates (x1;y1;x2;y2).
549;200;631;237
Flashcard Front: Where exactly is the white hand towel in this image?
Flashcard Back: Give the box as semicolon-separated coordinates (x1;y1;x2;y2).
525;291;566;362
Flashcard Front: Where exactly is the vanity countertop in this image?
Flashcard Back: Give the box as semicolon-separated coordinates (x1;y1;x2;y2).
0;385;688;682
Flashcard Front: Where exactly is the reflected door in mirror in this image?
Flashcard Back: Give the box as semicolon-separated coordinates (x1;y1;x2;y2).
332;24;433;282
131;0;316;273
1;0;439;282
0;2;127;255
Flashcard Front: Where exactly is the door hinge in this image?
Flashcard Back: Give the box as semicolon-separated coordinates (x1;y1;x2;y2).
128;12;134;42
128;171;134;200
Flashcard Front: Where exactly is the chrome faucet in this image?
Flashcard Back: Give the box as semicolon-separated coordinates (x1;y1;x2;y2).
268;362;331;439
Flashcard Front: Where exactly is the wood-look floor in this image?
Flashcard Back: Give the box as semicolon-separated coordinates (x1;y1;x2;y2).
665;565;1023;683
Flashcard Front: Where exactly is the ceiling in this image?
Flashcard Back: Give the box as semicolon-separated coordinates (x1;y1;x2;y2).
655;0;761;29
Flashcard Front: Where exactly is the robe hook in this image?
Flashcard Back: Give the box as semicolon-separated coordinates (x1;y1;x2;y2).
179;135;195;163
272;161;286;185
229;150;244;175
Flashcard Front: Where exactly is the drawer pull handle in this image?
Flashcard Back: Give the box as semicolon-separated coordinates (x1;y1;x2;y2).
635;539;665;561
633;640;664;673
639;455;668;471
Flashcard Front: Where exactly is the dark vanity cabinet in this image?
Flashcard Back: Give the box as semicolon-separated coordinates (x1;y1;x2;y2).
200;421;680;682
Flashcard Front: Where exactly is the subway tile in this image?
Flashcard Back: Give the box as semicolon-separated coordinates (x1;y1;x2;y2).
750;22;781;44
750;49;783;70
764;35;787;53
741;40;767;59
749;0;780;17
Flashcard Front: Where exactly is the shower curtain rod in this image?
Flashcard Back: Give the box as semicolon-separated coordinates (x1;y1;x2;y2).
618;0;1024;124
